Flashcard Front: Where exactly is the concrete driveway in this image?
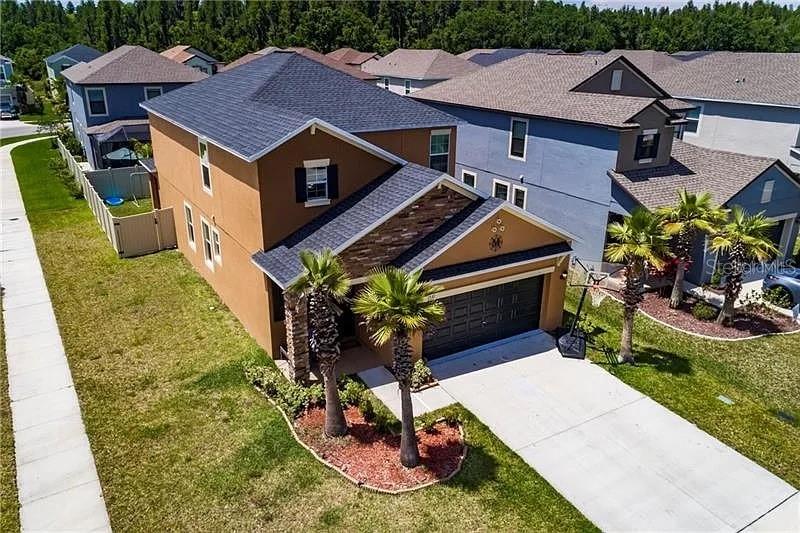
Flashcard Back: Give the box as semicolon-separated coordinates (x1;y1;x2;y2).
428;331;798;532
0;119;41;138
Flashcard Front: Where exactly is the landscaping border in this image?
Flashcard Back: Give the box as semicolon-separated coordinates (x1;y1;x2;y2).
603;290;800;342
256;388;467;495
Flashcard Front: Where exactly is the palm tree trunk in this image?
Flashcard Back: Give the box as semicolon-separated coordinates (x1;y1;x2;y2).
321;364;346;437
619;305;635;363
618;264;641;364
308;291;347;437
717;253;743;327
669;259;686;309
393;331;419;468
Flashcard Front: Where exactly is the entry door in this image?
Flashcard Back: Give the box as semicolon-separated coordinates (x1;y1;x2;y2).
424;276;543;360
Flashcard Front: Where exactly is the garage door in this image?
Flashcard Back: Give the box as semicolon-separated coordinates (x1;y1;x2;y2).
424;275;543;360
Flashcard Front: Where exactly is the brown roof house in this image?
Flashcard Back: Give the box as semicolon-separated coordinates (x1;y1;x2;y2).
161;45;223;75
223;46;377;81
364;49;482;96
412;53;800;283
326;47;380;69
140;51;575;382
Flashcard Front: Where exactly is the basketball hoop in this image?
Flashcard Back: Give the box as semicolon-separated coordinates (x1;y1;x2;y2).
589;285;607;307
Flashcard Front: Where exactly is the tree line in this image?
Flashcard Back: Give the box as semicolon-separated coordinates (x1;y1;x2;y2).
2;0;799;81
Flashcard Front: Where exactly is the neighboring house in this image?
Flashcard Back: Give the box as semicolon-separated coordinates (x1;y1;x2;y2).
223;47;377;81
160;45;223;75
0;55;13;84
326;47;380;70
61;45;207;169
141;51;574;381
44;44;103;83
364;49;482;95
609;51;800;172
459;48;564;66
610;140;800;283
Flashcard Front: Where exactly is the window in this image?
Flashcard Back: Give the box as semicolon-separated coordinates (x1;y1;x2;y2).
382;77;389;90
635;131;660;162
184;203;195;249
201;218;214;269
429;130;450;172
761;180;775;204
461;170;476;188
144;86;163;100
683;104;702;135
404;80;411;95
512;185;527;209
493;179;510;201
306;166;328;202
611;69;623;91
508;118;528;160
211;227;222;264
86;87;107;116
198;140;212;193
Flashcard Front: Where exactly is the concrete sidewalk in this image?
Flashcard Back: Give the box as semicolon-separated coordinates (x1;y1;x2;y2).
1;138;111;531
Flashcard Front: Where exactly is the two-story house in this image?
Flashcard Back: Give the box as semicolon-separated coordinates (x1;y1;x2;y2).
364;49;481;95
413;53;799;281
160;45;223;75
0;54;14;84
61;45;207;169
141;51;576;381
44;44;103;84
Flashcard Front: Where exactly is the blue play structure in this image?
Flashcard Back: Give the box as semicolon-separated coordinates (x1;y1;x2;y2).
105;196;124;206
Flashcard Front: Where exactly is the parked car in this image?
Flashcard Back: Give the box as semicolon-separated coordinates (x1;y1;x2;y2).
763;267;800;308
0;101;18;119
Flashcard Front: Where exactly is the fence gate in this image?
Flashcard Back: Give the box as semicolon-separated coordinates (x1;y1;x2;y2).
113;208;177;258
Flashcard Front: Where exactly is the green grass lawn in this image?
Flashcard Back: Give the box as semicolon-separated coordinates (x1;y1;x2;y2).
567;288;800;487
0;312;20;533
0;133;47;147
11;138;595;531
107;197;153;217
19;99;56;124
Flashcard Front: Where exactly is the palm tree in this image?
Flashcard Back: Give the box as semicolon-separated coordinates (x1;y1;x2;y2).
605;208;669;363
352;268;445;468
288;249;350;437
656;190;727;309
709;207;778;326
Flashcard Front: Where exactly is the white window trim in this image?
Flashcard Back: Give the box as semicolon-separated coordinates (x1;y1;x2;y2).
611;69;623;91
183;202;196;251
767;212;797;259
760;179;775;204
404;79;411;95
382;77;389;90
683;103;704;138
637;130;659;164
508;117;529;162
85;86;108;117
429;129;451;169
461;169;477;187
303;158;330;168
512;184;527;209
200;216;214;271
492;178;510;201
143;86;163;100
211;227;222;265
198;139;212;196
304;164;329;205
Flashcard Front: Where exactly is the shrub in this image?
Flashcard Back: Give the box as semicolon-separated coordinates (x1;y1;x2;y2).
338;375;366;407
709;264;723;287
410;359;433;390
691;302;717;321
356;391;400;434
244;363;323;418
762;287;792;309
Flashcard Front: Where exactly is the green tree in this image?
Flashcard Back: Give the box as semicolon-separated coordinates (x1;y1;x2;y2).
287;249;350;437
656;190;727;309
605;208;669;363
353;268;444;467
709;207;778;326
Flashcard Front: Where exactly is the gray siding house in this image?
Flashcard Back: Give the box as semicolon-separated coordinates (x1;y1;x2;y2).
364;49;481;95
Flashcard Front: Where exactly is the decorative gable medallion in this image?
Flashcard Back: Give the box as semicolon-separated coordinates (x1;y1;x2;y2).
489;217;505;252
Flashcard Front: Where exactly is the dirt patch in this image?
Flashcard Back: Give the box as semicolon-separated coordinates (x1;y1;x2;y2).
639;292;799;339
294;406;465;492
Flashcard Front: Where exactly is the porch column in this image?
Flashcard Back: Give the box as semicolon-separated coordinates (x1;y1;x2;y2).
283;291;310;383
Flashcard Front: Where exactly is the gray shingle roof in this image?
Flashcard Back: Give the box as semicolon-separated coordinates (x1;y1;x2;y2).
651;52;800;107
412;54;663;129
141;52;458;161
609;139;793;209
364;49;482;80
252;163;446;287
45;44;103;65
605;50;682;74
61;45;208;85
466;49;564;67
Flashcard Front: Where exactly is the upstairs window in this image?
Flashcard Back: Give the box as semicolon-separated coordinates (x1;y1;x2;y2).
198;140;212;194
761;180;774;204
509;118;528;160
635;132;660;162
404;80;411;95
493;179;510;201
683;104;703;135
86;87;108;116
611;69;623;91
462;170;477;188
429;130;450;172
144;86;163;100
382;77;389;90
306;166;328;202
295;159;339;206
512;185;527;209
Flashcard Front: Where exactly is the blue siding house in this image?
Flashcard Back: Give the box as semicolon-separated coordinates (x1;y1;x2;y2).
62;45;206;169
44;44;102;83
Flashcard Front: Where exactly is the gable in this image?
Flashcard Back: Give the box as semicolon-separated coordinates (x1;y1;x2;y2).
726;164;800;217
573;58;667;99
427;207;567;270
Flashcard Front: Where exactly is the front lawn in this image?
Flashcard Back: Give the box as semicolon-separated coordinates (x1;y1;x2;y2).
0;133;46;147
567;288;800;486
11;138;595;531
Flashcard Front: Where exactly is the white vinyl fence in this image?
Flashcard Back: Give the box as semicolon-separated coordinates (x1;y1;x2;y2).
56;138;176;258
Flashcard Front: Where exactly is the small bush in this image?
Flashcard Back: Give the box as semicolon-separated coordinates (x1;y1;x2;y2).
410;359;433;390
244;363;323;418
691;302;717;321
762;287;792;309
356;392;400;434
338;375;366;407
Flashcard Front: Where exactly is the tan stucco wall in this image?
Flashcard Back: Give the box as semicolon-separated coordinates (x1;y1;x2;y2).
360;127;457;177
427;208;564;270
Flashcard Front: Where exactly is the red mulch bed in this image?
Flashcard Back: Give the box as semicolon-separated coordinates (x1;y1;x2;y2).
293;405;465;492
638;292;800;339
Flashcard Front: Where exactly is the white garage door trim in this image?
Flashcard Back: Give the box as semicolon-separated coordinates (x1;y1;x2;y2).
435;266;554;299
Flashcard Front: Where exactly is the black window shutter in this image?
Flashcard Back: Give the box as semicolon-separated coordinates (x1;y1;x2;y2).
294;167;307;203
327;164;339;199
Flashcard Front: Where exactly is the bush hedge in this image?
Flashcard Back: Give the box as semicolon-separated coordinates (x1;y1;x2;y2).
691;302;718;321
